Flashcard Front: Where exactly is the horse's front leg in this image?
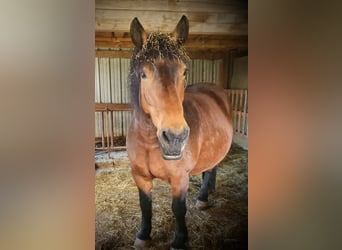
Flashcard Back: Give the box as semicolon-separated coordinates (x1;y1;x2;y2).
170;175;189;250
132;173;153;248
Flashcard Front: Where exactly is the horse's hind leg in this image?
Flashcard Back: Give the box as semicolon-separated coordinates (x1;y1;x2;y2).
196;166;217;210
207;166;217;193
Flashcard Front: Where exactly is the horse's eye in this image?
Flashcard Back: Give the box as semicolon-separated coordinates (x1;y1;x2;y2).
140;71;146;79
183;69;188;77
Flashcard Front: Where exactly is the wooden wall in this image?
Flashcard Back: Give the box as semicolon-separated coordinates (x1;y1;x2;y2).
96;0;247;35
95;0;248;53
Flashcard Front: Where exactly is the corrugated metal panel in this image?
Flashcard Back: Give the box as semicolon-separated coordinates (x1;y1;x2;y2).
192;59;203;83
95;112;103;138
110;58;121;103
95;58;103;138
121;59;132;136
213;59;222;84
121;58;130;103
110;58;122;137
95;58;101;102
202;60;213;83
99;58;111;103
98;58;113;142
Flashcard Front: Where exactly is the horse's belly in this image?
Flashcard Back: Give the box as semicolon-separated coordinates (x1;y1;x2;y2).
190;126;232;175
190;112;233;174
184;88;233;175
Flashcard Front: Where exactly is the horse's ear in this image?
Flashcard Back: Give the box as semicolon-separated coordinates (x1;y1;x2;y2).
130;17;147;49
172;15;189;44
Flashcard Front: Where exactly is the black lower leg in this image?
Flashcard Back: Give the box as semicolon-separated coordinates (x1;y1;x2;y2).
207;167;217;193
137;189;152;241
171;197;188;249
198;167;217;202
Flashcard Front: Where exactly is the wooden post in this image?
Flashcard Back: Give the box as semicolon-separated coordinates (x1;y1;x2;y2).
101;112;105;149
106;110;110;159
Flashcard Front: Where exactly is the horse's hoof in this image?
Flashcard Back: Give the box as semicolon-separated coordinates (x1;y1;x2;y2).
170;242;188;250
170;243;187;250
195;200;209;210
133;238;151;249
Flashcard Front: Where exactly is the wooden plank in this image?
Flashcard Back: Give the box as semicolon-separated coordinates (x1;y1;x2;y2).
95;35;248;52
96;10;247;35
225;89;248;137
242;90;248;135
96;48;234;60
96;50;133;58
95;36;132;42
105;111;110;157
96;0;246;14
245;113;248;136
96;32;247;41
236;91;240;133
240;91;244;134
95;103;133;111
241;90;246;134
95;145;127;151
235;91;239;132
237;90;243;134
230;90;235;131
110;111;114;149
101;112;105;148
185;36;248;50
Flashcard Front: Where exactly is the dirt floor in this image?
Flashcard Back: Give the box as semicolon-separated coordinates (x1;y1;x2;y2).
95;143;248;250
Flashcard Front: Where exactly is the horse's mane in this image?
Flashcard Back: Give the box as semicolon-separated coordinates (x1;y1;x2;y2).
129;32;190;109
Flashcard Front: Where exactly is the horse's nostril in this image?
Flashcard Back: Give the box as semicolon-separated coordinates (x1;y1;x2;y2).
162;130;171;143
180;128;190;141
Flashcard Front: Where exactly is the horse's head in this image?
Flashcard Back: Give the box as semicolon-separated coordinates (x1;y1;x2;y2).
130;16;190;160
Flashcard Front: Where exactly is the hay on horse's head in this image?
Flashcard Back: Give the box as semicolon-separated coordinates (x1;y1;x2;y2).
129;32;190;109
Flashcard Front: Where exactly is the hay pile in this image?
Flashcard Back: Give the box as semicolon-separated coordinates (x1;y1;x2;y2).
95;143;247;249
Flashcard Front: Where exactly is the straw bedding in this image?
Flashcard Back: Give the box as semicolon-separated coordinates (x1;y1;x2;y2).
95;143;247;249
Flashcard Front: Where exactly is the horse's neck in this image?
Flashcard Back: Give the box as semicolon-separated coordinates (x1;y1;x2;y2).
134;109;158;141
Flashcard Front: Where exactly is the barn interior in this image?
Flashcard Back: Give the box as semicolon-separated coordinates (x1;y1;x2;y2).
95;0;248;249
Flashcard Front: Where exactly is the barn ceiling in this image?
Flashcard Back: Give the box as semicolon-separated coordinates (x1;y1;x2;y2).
95;0;248;51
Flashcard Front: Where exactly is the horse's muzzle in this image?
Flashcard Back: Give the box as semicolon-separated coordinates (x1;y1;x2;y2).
158;127;189;160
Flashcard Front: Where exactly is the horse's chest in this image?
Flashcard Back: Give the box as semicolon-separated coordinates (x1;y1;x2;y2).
136;146;192;180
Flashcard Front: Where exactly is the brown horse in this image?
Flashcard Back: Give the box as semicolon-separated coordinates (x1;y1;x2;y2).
126;15;233;249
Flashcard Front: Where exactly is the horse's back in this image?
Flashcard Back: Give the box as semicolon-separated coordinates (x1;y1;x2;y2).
183;83;233;175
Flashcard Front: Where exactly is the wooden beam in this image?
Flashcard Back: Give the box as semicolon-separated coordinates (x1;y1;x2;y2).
96;49;229;60
95;34;248;51
95;103;133;112
96;50;133;58
96;10;247;35
96;0;246;14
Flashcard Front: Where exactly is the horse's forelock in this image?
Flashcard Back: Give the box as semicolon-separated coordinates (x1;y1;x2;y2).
129;32;190;110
